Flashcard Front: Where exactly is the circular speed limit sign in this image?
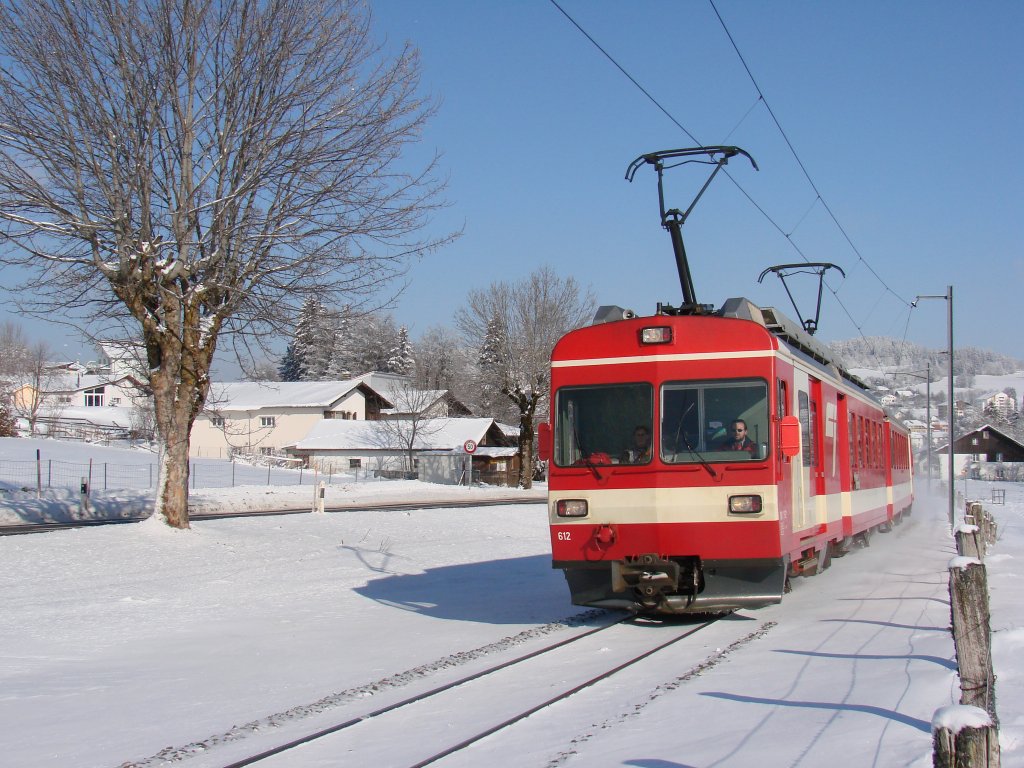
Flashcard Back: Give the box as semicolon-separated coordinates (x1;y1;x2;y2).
463;439;477;454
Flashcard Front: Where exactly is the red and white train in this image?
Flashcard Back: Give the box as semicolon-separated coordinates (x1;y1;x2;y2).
538;300;914;615
538;146;914;615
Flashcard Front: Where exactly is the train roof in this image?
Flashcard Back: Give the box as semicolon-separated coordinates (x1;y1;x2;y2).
717;297;870;393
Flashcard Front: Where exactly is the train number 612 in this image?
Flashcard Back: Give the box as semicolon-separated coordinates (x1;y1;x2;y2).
557;531;572;541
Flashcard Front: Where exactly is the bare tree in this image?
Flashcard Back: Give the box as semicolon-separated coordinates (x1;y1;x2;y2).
0;325;69;435
0;0;451;527
413;325;469;393
456;266;593;488
10;340;64;435
376;376;446;473
0;321;31;382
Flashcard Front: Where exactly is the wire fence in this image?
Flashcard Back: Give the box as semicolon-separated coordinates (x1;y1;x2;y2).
0;455;381;492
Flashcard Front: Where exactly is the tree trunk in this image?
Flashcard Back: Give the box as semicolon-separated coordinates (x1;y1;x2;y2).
145;307;217;530
155;417;192;529
508;388;539;490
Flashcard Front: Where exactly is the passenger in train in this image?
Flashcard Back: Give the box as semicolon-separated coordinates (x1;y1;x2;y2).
719;419;756;453
620;425;652;463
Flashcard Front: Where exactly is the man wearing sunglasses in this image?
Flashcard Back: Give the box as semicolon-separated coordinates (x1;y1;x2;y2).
720;419;756;454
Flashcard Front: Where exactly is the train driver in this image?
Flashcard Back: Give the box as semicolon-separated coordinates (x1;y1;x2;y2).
718;419;756;454
620;424;652;463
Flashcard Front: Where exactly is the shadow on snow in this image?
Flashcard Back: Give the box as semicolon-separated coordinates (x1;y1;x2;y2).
353;553;576;625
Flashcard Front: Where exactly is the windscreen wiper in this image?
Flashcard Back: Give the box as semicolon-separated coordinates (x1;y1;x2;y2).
572;425;603;481
672;404;717;479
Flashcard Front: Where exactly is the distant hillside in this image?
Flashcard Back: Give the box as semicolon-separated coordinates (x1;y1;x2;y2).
828;336;1023;377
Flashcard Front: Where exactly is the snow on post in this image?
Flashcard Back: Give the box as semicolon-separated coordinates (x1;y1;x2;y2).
932;705;999;767
955;522;985;560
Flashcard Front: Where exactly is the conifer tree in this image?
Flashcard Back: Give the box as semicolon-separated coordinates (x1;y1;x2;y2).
0;396;17;437
278;343;303;382
388;326;415;375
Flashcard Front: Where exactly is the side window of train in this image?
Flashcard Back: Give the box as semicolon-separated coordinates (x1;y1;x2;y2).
798;391;815;466
849;413;857;469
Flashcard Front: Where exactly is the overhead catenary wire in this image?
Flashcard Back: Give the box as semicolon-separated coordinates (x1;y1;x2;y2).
548;0;912;347
708;0;911;308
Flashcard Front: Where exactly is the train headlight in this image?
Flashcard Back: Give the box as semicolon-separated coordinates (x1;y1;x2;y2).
640;326;672;344
728;495;763;514
556;499;589;517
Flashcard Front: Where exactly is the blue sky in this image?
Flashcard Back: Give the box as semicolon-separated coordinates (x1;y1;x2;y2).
378;0;1022;360
3;1;1022;366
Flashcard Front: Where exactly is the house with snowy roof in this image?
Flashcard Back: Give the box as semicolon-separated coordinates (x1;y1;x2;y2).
189;379;392;459
354;372;472;418
936;423;1024;481
11;368;150;440
285;417;519;485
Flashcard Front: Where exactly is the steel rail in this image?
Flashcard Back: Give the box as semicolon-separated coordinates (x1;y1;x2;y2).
217;614;635;768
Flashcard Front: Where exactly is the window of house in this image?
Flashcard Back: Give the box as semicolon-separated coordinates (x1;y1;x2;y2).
110;397;121;406
84;387;105;407
349;458;362;469
972;437;979;446
260;416;276;428
983;431;990;440
210;416;225;428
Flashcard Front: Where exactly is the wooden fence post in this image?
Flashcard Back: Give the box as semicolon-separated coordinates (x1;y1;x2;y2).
981;509;998;547
933;705;999;767
956;524;985;560
949;559;998;725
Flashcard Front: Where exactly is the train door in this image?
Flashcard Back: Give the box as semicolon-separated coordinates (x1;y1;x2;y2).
794;386;817;532
836;393;853;536
810;378;826;498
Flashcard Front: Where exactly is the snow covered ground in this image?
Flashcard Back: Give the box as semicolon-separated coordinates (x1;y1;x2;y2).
1;438;1023;767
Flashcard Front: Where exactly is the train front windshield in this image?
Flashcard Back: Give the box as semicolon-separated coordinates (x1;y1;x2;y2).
553;379;769;466
661;379;769;461
553;383;654;466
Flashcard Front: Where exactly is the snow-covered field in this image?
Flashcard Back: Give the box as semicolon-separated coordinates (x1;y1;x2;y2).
1;438;1023;767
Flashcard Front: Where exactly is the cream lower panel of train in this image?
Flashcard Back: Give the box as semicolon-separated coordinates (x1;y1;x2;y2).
549;485;780;525
815;485;889;523
848;484;891;517
887;478;914;507
810;485;893;533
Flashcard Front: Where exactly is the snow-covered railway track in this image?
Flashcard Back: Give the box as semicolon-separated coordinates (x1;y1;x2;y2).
214;615;721;768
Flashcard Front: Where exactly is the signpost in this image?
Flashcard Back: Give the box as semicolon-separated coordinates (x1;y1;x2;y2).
461;440;477;486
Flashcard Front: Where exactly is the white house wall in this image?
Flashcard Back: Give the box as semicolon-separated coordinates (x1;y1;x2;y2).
190;408;326;459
